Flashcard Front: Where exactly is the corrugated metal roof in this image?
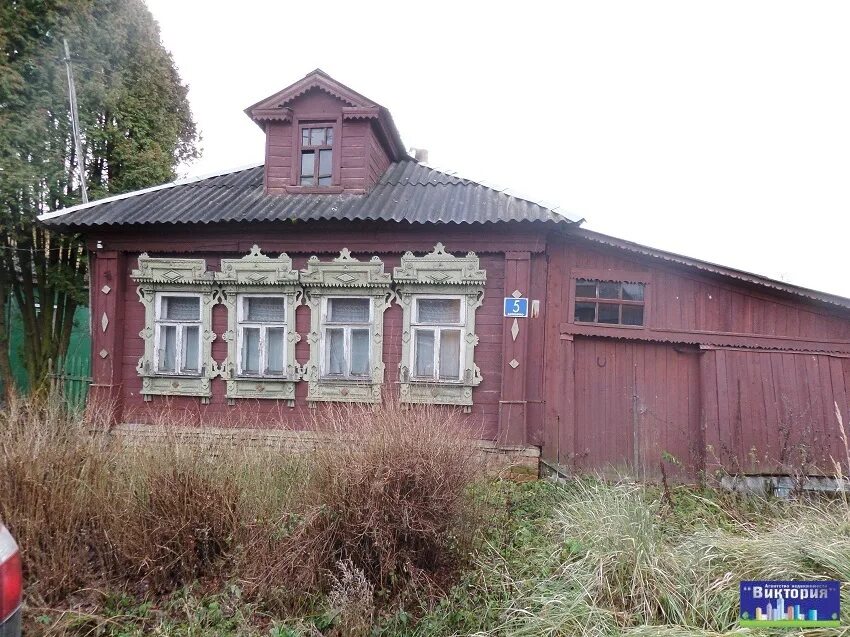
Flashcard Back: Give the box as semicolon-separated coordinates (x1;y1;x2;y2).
569;227;850;310
40;161;580;229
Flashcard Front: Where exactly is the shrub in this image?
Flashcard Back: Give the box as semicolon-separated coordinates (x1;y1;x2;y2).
241;399;484;610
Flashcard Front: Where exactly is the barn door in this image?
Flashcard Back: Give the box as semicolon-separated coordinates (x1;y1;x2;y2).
570;337;702;479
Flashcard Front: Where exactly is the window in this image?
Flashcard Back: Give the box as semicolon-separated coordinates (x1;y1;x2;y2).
411;297;464;381
322;297;372;378
574;279;645;326
299;125;334;186
236;295;287;377
393;243;486;408
155;293;202;374
302;250;391;404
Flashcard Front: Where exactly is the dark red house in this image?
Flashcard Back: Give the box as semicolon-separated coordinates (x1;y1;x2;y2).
42;69;850;479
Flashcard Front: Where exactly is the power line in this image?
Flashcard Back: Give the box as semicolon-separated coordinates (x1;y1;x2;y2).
62;38;88;204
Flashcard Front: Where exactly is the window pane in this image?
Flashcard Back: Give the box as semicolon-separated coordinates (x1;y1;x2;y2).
622;305;644;326
318;176;332;186
326;328;345;375
301;129;310;146
325;127;334;145
310;127;325;146
242;327;260;374
574;302;596;323
162;295;200;321
598;282;620;299
439;329;461;380
245;296;285;322
575;279;597;298
414;329;435;377
182;326;199;372
300;150;315;179
598;303;620;324
622;282;645;301
159;325;177;372
350;329;370;376
417;298;461;324
266;327;285;374
328;297;370;323
318;149;332;178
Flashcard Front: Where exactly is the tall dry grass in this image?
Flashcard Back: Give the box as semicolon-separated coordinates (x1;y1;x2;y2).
481;478;850;636
0;393;484;621
239;400;484;612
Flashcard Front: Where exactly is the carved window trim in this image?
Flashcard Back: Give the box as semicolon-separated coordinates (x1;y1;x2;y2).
394;243;486;408
216;246;301;405
301;249;392;404
131;254;219;403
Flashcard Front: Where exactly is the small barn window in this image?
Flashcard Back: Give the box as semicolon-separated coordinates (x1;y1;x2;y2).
574;279;645;326
236;294;287;377
321;297;373;379
411;296;464;381
299;125;334;186
155;293;202;374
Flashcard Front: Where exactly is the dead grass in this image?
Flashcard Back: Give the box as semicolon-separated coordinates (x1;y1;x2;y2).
0;393;485;622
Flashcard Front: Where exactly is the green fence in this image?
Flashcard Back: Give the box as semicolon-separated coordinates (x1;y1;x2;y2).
2;300;91;408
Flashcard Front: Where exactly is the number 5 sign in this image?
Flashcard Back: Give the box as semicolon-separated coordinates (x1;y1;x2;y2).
503;297;529;318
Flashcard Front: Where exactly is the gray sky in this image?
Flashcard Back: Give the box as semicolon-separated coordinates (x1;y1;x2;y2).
143;0;850;298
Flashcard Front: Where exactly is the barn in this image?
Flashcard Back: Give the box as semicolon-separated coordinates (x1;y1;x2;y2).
41;69;850;480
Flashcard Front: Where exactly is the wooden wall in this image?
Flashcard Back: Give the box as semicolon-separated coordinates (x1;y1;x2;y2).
90;220;850;479
543;234;850;479
89;222;549;443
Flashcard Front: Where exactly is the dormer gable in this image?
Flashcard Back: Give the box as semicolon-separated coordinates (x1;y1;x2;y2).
245;69;408;195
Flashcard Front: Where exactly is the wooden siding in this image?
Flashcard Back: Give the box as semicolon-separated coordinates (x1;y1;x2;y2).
543;234;850;479
89;220;850;480
96;222;535;440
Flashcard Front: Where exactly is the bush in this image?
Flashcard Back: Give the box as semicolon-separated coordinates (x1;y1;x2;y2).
240;400;484;610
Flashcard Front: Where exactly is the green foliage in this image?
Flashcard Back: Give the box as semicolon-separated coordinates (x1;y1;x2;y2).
0;0;198;390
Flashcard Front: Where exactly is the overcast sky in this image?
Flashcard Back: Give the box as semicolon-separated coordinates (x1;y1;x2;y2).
143;0;850;298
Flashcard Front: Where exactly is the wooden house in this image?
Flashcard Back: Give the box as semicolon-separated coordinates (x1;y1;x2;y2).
42;69;850;479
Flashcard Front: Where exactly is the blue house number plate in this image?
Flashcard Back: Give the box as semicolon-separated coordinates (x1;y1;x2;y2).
504;297;529;317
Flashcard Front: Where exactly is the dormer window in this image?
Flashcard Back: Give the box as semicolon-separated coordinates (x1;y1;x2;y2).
300;125;334;186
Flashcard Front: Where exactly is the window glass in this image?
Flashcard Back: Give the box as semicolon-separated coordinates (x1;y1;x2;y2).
326;328;345;375
160;325;177;372
574;302;596;323
417;298;461;324
325;127;333;145
575;279;597;298
300;151;315;180
622;305;644;326
598;303;620;324
163;296;200;321
439;329;461;380
310;127;325;146
328;298;370;323
266;327;285;374
318;149;333;178
301;129;310;146
598;282;620;299
414;329;435;377
318;176;332;186
350;329;370;376
622;282;645;301
246;297;285;322
242;327;260;374
183;326;200;371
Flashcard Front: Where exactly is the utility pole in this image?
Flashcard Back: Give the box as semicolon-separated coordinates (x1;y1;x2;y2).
62;38;88;203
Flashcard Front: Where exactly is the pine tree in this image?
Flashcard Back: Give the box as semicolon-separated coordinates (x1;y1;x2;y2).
0;0;199;392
